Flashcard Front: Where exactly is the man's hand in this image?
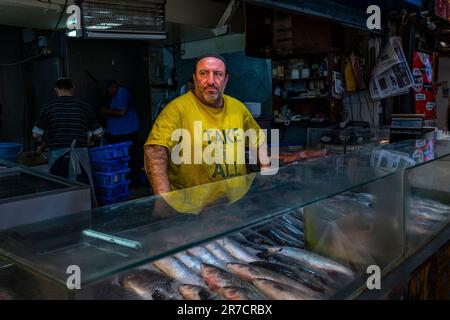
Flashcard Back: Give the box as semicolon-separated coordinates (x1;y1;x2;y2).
144;145;171;195
36;142;47;153
152;197;178;218
32;133;46;152
257;143;271;168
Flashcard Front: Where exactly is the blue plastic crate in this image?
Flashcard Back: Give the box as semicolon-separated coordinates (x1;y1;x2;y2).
97;191;129;206
95;180;130;198
89;141;132;161
91;156;130;173
92;168;130;186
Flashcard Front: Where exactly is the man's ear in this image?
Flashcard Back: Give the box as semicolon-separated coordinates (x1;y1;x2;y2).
192;73;197;88
223;74;229;89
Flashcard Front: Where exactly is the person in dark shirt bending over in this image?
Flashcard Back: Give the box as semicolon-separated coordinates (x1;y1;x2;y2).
32;78;103;184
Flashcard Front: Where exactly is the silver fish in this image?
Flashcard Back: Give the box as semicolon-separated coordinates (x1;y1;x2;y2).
153;256;205;287
205;242;239;264
256;251;330;284
407;223;431;235
216;238;260;263
249;260;330;294
200;263;263;299
412;198;450;211
121;269;184;300
258;227;304;249
411;199;449;214
242;230;278;246
174;251;203;274
229;233;270;252
410;208;447;222
334;192;376;208
267;246;354;279
187;246;227;269
272;220;304;239
252;278;311;300
290;208;304;221
227;262;323;299
221;286;265;300
279;215;304;231
178;284;221;300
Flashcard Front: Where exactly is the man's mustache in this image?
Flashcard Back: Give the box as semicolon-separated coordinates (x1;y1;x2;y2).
204;85;219;90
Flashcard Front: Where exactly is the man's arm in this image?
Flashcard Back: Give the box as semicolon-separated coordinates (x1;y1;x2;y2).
243;109;271;171
144;145;171;195
32;132;46;152
87;104;104;145
258;143;271;170
102;87;130;117
32;108;47;152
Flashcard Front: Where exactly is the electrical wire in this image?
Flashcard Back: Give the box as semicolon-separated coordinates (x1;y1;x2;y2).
49;0;68;44
0;0;69;67
0;53;44;67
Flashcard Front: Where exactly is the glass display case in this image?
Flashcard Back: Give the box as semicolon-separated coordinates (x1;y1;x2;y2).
0;140;448;300
404;153;450;255
307;126;379;154
303;171;405;299
0;159;91;231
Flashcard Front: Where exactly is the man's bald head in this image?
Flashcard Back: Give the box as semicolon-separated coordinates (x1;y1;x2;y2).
193;53;227;75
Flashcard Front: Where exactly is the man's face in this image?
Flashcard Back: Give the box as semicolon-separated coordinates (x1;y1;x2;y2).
193;57;228;107
106;83;119;97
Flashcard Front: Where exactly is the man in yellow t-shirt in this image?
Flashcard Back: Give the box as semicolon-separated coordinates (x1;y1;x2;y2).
144;53;270;195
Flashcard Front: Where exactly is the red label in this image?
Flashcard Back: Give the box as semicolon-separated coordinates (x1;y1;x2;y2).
412;52;436;120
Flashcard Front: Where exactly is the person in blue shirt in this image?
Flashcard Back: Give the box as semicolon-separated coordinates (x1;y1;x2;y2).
102;80;140;186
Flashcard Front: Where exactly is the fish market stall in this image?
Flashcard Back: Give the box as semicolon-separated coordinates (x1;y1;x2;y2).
0;140;448;300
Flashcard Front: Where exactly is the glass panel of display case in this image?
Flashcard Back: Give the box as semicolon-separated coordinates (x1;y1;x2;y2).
310;139;450;170
0;140;449;299
404;155;450;255
0;163;70;200
302;171;405;298
0;161;397;288
307;127;378;154
0;161;92;232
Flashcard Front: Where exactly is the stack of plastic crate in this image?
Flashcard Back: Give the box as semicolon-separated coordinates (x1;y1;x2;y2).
88;141;132;206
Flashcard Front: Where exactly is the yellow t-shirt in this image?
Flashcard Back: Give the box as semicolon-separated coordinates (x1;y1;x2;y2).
145;91;265;191
162;173;256;214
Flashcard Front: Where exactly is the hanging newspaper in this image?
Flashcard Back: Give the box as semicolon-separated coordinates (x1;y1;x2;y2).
369;37;414;100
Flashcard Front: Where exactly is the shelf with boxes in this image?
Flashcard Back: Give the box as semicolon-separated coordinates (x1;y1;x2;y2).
272;53;341;127
88;142;132;207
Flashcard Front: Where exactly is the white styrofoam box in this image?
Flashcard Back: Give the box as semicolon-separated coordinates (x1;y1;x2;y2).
244;102;261;118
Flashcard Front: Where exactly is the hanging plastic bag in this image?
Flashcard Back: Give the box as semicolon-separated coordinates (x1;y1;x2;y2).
344;57;357;92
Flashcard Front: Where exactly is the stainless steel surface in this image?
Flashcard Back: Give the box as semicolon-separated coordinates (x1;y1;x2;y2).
0;160;91;231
